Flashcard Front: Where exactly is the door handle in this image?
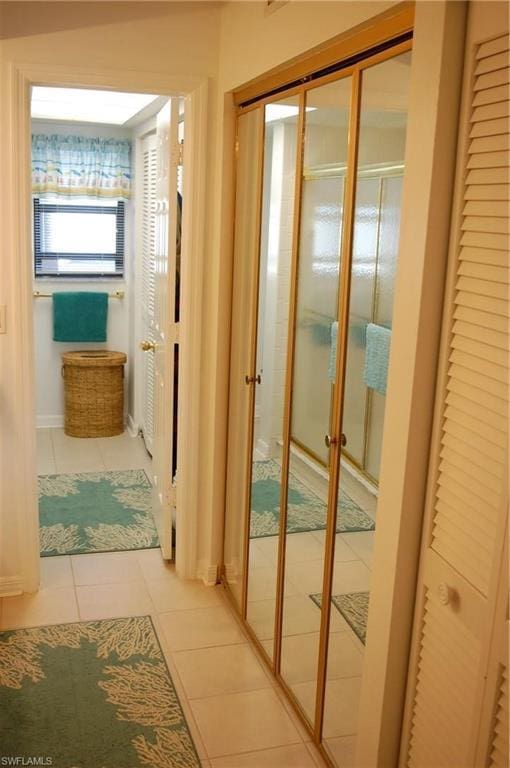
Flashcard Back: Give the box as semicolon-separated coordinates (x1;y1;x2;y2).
245;374;262;385
140;340;156;352
325;433;347;448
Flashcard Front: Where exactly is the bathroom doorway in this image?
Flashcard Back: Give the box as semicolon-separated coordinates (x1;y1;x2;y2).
29;82;188;581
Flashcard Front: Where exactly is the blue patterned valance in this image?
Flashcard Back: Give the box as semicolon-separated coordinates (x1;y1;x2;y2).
32;134;131;199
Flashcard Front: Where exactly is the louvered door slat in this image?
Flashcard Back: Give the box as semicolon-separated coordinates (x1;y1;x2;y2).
472;100;510;122
473;84;509;107
463;199;509;215
404;25;509;766
459;244;508;265
447;374;508;417
488;666;509;767
453;304;508;333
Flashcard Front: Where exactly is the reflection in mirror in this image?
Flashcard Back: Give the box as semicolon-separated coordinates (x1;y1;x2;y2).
321;51;411;765
279;76;352;726
223;108;263;610
245;97;299;656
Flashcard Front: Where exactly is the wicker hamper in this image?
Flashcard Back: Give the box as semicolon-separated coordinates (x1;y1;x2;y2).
62;351;127;438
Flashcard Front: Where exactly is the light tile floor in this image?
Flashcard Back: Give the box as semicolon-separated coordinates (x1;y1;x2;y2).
0;429;333;767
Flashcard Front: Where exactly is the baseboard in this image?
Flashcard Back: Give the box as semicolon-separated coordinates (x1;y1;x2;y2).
126;414;139;438
36;415;64;429
0;576;23;597
196;560;219;586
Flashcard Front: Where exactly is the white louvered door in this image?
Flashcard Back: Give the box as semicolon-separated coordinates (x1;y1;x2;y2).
401;26;509;768
140;133;158;455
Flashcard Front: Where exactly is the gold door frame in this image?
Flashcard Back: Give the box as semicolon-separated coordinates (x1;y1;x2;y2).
222;32;413;767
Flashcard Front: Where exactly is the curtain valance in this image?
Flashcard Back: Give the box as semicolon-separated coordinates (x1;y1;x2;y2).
32;134;131;199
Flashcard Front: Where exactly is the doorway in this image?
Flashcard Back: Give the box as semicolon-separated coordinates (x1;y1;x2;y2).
31;86;182;568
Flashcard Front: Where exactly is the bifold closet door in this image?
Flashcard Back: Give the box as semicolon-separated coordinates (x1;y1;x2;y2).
400;28;509;768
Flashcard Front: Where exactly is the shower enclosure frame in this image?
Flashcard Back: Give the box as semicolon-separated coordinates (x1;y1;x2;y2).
222;25;414;765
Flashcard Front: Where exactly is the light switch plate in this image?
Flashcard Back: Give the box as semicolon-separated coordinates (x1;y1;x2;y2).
0;305;6;334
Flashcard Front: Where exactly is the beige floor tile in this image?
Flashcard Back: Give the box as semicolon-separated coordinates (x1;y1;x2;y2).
311;531;361;563
0;587;79;630
282;533;328;564
147;577;222;612
37;429;57;474
136;547;174;580
287;559;371;597
76;581;154;621
304;741;329;767
190;688;301;758
159;605;246;652
280;594;349;636
248;539;274;568
40;556;74;588
330;560;371;596
280;632;320;685
324;735;357;767
71;551;143;586
340;531;375;568
173;643;270;699
211;743;317;768
247;565;297;602
322;676;362;738
246;598;278;641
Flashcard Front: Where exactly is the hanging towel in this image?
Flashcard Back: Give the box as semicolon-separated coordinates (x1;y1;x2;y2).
53;292;108;342
328;321;338;382
363;323;391;395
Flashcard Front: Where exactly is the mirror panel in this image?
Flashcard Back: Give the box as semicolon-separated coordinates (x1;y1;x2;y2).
280;76;352;726
223;108;263;610
321;51;411;764
246;96;299;655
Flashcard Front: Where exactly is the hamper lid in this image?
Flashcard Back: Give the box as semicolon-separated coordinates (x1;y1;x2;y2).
62;351;127;367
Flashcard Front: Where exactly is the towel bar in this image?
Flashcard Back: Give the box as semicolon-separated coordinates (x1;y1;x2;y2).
33;290;125;300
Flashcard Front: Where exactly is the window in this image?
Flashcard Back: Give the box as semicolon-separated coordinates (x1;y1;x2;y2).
34;199;125;278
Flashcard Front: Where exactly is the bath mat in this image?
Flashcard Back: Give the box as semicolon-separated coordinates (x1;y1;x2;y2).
38;469;159;556
0;615;200;767
249;459;375;538
310;591;370;644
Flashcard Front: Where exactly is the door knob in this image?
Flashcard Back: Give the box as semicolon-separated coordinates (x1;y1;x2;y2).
325;433;347;448
245;374;262;385
140;340;156;352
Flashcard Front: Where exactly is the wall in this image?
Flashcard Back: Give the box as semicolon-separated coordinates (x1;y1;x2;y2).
31;119;133;428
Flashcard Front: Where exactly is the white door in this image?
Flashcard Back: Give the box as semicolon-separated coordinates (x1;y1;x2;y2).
140;132;158;455
142;99;180;559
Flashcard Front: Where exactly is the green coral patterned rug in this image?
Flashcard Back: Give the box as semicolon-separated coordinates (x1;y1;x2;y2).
310;591;370;644
250;459;375;538
39;469;159;557
0;615;200;767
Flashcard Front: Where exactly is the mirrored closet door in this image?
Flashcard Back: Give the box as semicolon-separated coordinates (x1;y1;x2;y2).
223;37;412;768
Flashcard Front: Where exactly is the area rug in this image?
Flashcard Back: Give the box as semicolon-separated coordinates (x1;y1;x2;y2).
249;459;375;538
310;591;370;644
39;469;159;557
0;615;200;767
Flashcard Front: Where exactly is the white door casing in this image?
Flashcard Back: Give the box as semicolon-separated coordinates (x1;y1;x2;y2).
0;63;207;593
151;99;180;560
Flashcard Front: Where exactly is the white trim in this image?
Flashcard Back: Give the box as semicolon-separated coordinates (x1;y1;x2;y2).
0;62;208;593
126;414;139;438
196;560;219;586
0;577;23;598
36;415;64;429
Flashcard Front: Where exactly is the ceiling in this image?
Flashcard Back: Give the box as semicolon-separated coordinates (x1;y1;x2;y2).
31;86;166;126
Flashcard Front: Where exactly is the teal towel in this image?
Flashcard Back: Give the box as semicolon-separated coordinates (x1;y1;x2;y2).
363;323;391;395
53;292;108;342
328;321;338;381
